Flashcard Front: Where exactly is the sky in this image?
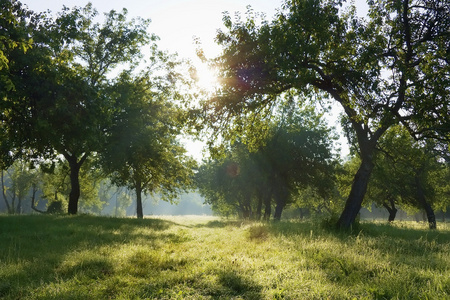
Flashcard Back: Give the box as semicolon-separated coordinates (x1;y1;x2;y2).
23;0;283;65
22;0;357;160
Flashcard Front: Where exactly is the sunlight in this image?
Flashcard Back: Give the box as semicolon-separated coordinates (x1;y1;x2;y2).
193;63;219;93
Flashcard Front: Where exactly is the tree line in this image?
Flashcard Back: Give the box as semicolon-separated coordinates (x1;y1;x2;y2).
1;0;449;228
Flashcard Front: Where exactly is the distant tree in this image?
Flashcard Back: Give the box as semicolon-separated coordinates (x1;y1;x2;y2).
367;126;449;228
40;162;70;212
433;162;450;216
196;152;256;219
101;65;196;219
97;182;133;217
196;159;236;218
262;105;337;220
203;0;449;229
0;160;39;214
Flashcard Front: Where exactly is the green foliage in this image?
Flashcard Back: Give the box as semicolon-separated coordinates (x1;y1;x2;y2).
47;201;64;214
205;0;450;228
197;103;338;220
0;215;449;299
0;160;40;214
41;159;106;213
0;0;34;95
0;2;153;214
0;2;197;216
101;62;196;218
366;125;450;226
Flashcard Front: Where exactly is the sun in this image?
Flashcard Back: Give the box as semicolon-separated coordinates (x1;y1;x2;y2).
193;63;219;93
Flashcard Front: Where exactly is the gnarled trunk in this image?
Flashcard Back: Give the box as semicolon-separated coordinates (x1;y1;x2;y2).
382;197;398;222
337;156;375;229
65;152;89;215
31;183;46;214
415;173;436;229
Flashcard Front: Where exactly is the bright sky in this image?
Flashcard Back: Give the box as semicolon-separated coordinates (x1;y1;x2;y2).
23;0;283;62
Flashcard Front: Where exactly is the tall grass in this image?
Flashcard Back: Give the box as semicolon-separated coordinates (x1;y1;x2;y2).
0;215;449;299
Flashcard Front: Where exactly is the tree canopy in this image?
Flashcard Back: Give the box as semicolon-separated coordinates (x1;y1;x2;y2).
1;2;196;216
203;0;449;228
366;125;450;228
197;103;338;220
101;68;196;219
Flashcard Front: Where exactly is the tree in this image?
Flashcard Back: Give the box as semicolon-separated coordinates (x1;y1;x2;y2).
2;3;152;214
98;183;133;217
0;0;36;169
197;103;337;220
203;0;449;228
196;151;258;219
101;67;196;219
39;158;106;214
0;160;39;214
367;126;449;228
258;104;337;220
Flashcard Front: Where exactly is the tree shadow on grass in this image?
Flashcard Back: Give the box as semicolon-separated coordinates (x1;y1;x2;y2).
193;219;243;228
205;268;263;300
358;221;450;243
0;214;183;298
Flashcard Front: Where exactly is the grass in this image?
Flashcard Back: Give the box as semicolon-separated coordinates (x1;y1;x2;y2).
0;215;449;299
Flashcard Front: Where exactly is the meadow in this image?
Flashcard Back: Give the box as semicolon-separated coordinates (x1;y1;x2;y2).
0;215;449;299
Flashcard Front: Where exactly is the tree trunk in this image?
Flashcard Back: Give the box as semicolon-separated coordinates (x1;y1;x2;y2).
415;173;436;229
299;208;308;220
273;203;284;221
17;196;22;215
67;158;81;215
136;179;143;219
11;193;16;214
65;153;89;215
263;186;272;221
255;190;263;220
240;201;252;219
337;156;375;229
382;197;398;222
273;178;288;221
242;208;251;219
31;183;46;214
326;74;388;230
422;199;436;229
1;170;12;214
244;192;252;219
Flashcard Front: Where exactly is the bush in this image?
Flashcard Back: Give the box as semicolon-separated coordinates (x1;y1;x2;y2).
47;201;64;214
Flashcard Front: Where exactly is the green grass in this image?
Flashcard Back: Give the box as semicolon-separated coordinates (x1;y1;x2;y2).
0;215;449;299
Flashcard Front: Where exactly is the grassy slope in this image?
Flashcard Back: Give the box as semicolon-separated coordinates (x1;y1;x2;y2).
0;215;449;299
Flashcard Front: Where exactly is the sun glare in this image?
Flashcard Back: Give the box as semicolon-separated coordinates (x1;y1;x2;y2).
194;64;219;93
